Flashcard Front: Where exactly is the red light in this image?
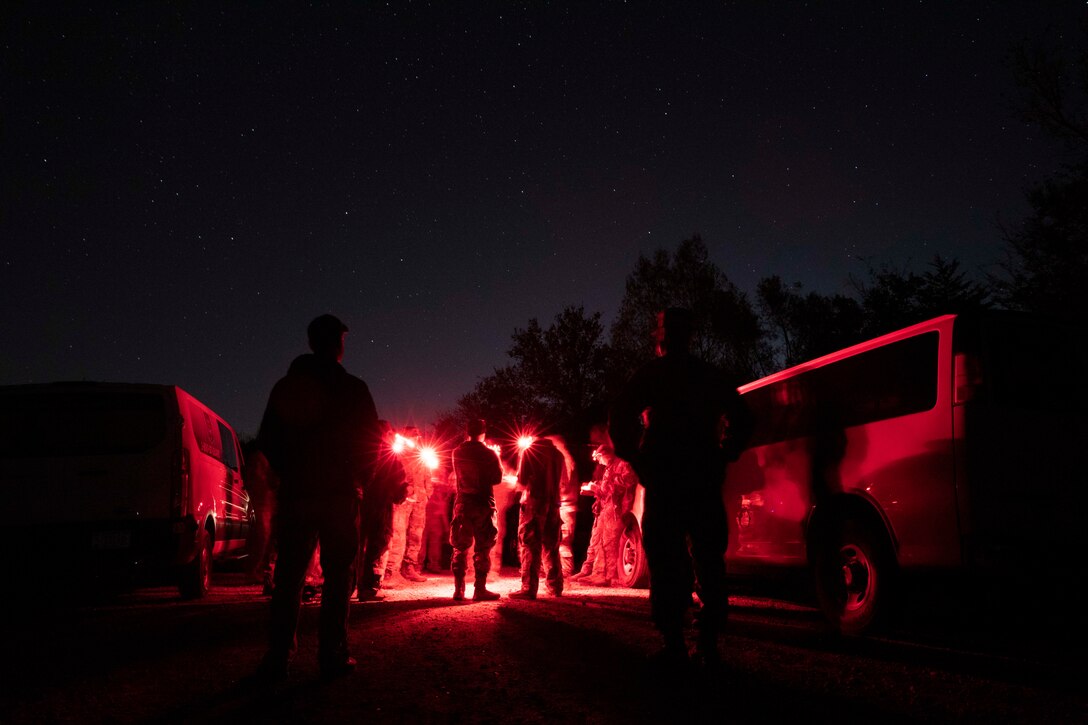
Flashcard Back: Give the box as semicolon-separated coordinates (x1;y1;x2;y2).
392;433;417;455
517;435;535;450
419;445;439;471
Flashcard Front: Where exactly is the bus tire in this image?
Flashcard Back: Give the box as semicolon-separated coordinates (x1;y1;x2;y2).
617;519;650;588
813;515;896;637
179;526;213;600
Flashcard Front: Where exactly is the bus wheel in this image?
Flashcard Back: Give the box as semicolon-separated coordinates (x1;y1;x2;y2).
617;522;650;588
179;527;213;600
814;517;896;637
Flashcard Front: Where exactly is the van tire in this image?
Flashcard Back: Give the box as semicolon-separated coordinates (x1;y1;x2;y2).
179;527;212;600
813;515;896;637
616;519;650;588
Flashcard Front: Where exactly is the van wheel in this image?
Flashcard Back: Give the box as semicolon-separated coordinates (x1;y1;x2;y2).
813;516;896;637
617;521;650;588
179;527;212;600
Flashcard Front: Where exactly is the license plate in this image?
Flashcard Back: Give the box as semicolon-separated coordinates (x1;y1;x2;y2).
91;530;131;550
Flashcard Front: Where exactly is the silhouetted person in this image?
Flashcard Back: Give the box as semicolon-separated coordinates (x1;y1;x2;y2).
610;308;753;667
450;419;503;601
356;420;409;601
256;314;379;681
510;432;565;599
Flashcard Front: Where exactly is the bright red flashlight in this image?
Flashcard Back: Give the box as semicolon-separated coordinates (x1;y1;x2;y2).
419;445;439;471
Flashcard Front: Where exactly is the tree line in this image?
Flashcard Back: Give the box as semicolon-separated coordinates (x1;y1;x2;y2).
436;32;1088;443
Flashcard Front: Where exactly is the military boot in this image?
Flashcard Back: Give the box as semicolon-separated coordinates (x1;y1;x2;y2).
472;578;501;601
401;564;428;583
453;575;466;601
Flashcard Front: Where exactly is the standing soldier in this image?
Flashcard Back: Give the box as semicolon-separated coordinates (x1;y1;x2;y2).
356;420;409;601
421;462;455;573
550;435;580;579
610;307;753;667
399;425;435;582
256;313;379;681
576;443;638;587
450;419;503;601
509;433;565;600
383;426;432;586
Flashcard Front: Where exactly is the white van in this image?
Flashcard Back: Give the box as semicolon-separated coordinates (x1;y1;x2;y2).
0;382;251;598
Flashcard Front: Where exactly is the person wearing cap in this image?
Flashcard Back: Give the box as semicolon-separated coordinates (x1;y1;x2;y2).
255;313;380;681
449;419;503;601
609;307;753;668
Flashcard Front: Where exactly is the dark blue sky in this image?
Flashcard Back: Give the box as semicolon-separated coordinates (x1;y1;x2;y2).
2;2;1083;436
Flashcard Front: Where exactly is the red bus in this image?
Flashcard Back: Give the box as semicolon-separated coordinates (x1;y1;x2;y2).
719;311;1087;635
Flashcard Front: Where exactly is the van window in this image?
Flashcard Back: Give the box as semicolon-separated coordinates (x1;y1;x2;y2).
746;332;939;447
192;409;223;460
217;421;239;471
0;391;167;458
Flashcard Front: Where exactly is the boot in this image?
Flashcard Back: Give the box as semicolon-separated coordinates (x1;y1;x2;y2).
382;571;407;590
569;565;593;581
472;579;501;601
401;565;428;583
453;575;466;601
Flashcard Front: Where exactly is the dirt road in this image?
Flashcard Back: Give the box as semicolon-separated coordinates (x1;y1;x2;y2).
2;569;1082;724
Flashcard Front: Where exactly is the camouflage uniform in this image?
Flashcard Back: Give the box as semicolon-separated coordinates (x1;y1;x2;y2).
357;437;407;597
514;437;565;597
553;437;580;578
586;455;638;584
385;446;433;582
422;467;455;572
450;436;503;597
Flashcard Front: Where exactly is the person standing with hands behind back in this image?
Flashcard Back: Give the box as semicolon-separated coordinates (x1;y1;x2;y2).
610;308;753;668
255;314;380;682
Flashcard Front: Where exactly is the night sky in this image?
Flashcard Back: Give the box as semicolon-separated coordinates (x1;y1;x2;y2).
3;2;1083;437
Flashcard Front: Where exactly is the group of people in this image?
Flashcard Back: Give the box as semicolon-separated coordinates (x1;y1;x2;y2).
252;307;752;681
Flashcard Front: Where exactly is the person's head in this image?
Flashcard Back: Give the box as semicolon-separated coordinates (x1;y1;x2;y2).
593;443;615;466
654;307;694;356
307;314;348;362
466;418;487;440
403;425;421;443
